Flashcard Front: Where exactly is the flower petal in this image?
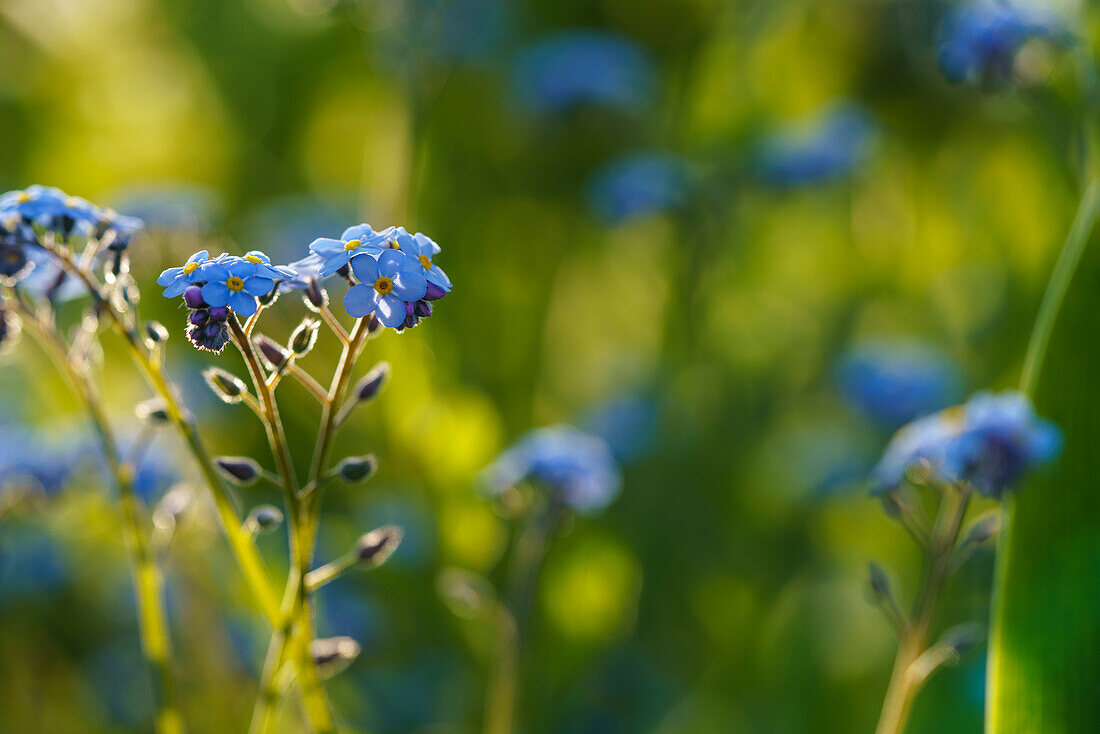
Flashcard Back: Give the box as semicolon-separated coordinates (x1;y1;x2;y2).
350;253;379;283
229;290;258;316
162;279;191;298
186;249;210;265
319;254;348;278
202;281;231;307
200;262;229;281
343;283;378;318
244;276;275;296
375;294;406;327
391;269;427;301
309;238;346;258
157;267;182;287
341;224;375;241
427;265;452;291
376;249;405;278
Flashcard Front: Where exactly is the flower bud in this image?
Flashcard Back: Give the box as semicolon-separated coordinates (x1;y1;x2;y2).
183;285;206;309
424;282;446;301
144;320;169;345
354;363;390;403
254;334;288;371
215;456;263;486
414;300;432;318
208;306;229;322
868;562;892;601
203;367;247;403
245;504;284;535
939;622;984;658
189;310;209;326
135;398;170;424
310;637;360;679
290;318;320;356
356;525;403;567
337;455;377;483
963;512;1000;547
303;277;327;310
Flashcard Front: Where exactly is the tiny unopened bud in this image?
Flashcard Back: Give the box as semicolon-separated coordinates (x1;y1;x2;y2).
183;285;206;309
258;286;280;306
367;315;382;334
424;282;446;301
245;504;284;535
208;305;229;322
310;637;360;679
355;363;390;403
135;398;170;424
254;334;288;371
413;300;432;318
215;456;262;486
203;367;247;404
963;512;1000;547
868;562;892;601
337;455;377;483
290;318;320;356
939;622;984;658
303;278;327;310
356;526;403;567
144;320;169;345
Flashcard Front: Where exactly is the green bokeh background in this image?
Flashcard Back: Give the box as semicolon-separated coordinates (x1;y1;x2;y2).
0;0;1095;732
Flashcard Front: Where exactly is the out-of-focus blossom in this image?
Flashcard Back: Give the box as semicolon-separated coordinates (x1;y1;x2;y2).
753;102;875;187
937;1;1065;84
0;422;89;496
836;339;962;428
512;31;655;115
369;0;509;69
480;425;622;514
586;153;688;224
583;395;659;463
0;185;144;246
872;390;1060;498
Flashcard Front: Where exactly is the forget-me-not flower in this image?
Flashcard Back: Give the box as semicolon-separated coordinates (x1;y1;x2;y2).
480;425;622;514
388;227;452;293
344;250;428;327
586;153;687;224
308;224;387;278
937;1;1064;84
200;257;277;317
754;102;875;187
157;250;210;297
872;390;1060;499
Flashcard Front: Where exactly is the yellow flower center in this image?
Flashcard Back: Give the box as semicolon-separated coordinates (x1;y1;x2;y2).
226;276;245;292
343;239;361;251
182;262;199;275
244;254;263;264
940;405;967;429
418;254;431;270
16;192;31;203
374;276;393;295
388;240;400;250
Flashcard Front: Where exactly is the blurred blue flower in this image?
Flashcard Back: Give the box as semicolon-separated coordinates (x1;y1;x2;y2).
199;256;277;317
583;394;659;463
481;425;622;514
587;153;688;224
0;422;82;496
0;185;101;238
157;249;210;297
344;250;428;327
837;339;962;428
872;390;1061;498
754;102;875;187
512;31;656;114
937;1;1065;84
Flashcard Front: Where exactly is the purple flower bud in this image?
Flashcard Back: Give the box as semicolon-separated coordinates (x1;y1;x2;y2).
304;277;326;310
204;323;222;339
215;456;262;485
183;285;206;309
189;310;209;326
405;301;416;317
208;306;229;322
414;300;432;318
424;282;446;301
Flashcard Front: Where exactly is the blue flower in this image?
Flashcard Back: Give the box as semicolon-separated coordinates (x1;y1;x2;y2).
754;102;875;187
587;153;687;224
937;1;1064;84
157;250;210;297
872;390;1060;499
480;425;622;514
0;185;101;237
344;250;428;327
389;227;452;292
242;250;296;280
837;339;962;429
199;257;277;317
512;31;656;114
308;224;387;278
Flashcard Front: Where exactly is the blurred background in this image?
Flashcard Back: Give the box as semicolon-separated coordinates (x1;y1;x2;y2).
0;0;1092;732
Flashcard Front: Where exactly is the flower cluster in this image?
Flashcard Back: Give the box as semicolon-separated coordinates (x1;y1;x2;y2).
0;185;145;298
937;1;1064;84
872;390;1061;499
480;425;622;514
158;250;291;352
307;224;451;329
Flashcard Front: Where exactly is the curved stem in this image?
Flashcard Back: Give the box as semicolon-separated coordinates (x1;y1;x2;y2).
16;304;184;734
40;243;283;626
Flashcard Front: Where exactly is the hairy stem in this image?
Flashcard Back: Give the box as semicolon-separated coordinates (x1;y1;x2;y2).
875;488;970;734
16;303;184;734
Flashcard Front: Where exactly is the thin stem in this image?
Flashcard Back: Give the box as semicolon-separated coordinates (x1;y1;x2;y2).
287;364;328;404
41;243;282;626
15;303;184;734
875;488;971;734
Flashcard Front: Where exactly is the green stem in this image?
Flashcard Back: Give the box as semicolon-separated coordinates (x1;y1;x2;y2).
986;180;1100;730
875;489;970;734
43;244;283;625
16;304;184;734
